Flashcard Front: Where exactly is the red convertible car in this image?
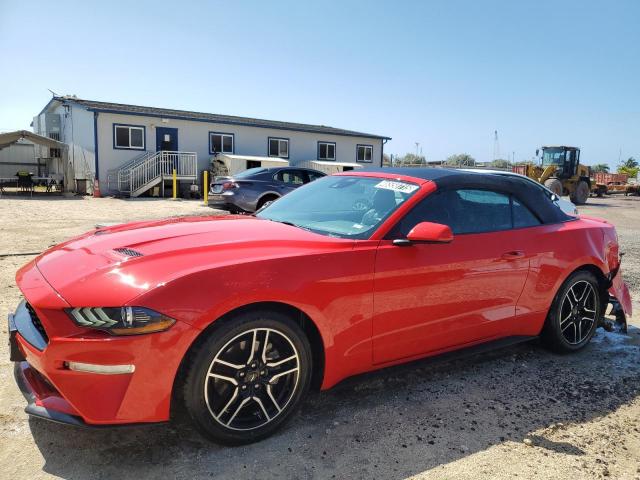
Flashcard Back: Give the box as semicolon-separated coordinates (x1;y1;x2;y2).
9;168;631;444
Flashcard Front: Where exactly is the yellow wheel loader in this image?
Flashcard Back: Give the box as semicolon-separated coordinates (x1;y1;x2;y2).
518;146;591;205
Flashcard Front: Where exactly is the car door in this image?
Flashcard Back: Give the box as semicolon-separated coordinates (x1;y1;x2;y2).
372;188;531;365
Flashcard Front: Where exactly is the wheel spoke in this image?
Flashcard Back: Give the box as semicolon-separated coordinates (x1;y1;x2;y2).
562;321;573;332
253;396;271;421
577;319;583;341
216;387;239;419
567;287;577;306
267;354;297;368
261;330;270;364
208;373;238;386
246;330;258;364
226;397;251;426
269;367;299;383
214;358;245;369
265;384;282;413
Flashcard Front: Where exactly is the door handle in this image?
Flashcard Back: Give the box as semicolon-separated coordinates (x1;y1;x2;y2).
501;250;525;260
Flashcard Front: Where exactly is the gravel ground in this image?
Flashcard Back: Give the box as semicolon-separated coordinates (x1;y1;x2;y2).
0;195;639;480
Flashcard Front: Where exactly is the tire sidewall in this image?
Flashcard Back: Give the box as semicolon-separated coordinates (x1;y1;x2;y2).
184;311;312;445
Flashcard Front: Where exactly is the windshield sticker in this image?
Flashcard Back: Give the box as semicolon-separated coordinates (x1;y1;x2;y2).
375;180;418;193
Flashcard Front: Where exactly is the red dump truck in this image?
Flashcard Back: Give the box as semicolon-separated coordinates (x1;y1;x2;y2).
591;172;639;196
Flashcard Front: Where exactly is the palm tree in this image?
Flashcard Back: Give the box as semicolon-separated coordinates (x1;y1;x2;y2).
617;157;638;177
591;163;610;173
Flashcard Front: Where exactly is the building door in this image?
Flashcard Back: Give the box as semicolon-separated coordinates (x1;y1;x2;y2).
156;127;178;152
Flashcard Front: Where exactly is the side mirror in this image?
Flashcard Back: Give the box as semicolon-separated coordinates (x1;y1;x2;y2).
393;222;453;246
535;149;539;157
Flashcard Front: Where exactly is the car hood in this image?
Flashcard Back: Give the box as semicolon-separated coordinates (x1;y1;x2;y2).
32;215;350;306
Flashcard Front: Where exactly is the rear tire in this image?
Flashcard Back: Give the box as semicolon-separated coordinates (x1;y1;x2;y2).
541;270;601;353
570;180;590;205
544;178;563;197
183;310;312;445
256;195;279;211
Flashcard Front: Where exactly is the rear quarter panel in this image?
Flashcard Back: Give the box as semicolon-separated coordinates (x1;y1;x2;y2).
512;217;612;335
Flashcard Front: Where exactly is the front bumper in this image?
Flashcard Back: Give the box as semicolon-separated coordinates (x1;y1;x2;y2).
9;265;202;427
13;360;86;427
608;272;632;332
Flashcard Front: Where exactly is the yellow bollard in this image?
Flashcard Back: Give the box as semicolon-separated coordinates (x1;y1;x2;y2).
203;170;209;205
172;169;177;199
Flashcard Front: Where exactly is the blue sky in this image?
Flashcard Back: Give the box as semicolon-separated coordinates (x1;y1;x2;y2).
0;0;638;165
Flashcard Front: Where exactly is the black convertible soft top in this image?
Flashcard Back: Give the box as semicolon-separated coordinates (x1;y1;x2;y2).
360;167;573;225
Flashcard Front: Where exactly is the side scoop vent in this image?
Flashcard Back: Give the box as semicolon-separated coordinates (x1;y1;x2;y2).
113;247;144;258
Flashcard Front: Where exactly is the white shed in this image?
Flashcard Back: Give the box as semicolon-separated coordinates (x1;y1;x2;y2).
213;154;290;176
299;160;364;175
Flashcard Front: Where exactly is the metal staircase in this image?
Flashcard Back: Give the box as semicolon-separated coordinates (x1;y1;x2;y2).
109;151;198;197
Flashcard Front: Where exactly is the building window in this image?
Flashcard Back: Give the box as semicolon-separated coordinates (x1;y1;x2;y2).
209;132;234;154
114;124;145;150
268;137;289;158
50;148;61;158
356;144;373;163
318;142;336;160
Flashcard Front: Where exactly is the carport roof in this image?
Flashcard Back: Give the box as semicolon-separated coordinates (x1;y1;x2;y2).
0;130;66;150
45;96;392;140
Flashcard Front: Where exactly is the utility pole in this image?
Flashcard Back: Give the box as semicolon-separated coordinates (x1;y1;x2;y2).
493;130;500;161
415;142;420;158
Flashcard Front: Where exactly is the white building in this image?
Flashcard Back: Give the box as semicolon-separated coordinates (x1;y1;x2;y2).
32;96;390;196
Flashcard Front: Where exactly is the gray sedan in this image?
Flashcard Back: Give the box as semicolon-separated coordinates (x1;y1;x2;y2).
208;167;326;213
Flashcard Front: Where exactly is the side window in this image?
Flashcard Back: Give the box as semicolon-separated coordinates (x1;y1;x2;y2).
276;170;305;185
307;171;325;182
456;190;511;233
513;198;541;228
389;189;525;238
387;189;460;238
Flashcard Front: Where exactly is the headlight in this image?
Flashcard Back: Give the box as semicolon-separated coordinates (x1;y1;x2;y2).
66;307;175;335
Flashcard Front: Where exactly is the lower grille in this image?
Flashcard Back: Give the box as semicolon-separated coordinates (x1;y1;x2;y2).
25;303;49;343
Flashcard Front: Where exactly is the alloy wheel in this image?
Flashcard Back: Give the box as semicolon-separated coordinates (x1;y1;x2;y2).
559;280;597;345
203;328;300;431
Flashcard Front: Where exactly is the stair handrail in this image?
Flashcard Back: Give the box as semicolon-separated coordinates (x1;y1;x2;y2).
121;151;197;195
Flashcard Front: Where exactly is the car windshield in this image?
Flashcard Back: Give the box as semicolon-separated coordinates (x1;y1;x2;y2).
542;148;565;166
256;175;419;239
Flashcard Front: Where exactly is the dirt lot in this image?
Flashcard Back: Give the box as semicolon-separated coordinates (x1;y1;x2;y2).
0;195;639;480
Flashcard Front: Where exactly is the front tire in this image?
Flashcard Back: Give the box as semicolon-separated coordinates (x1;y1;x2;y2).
183;310;312;445
544;178;563;197
570;180;590;205
541;271;602;353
